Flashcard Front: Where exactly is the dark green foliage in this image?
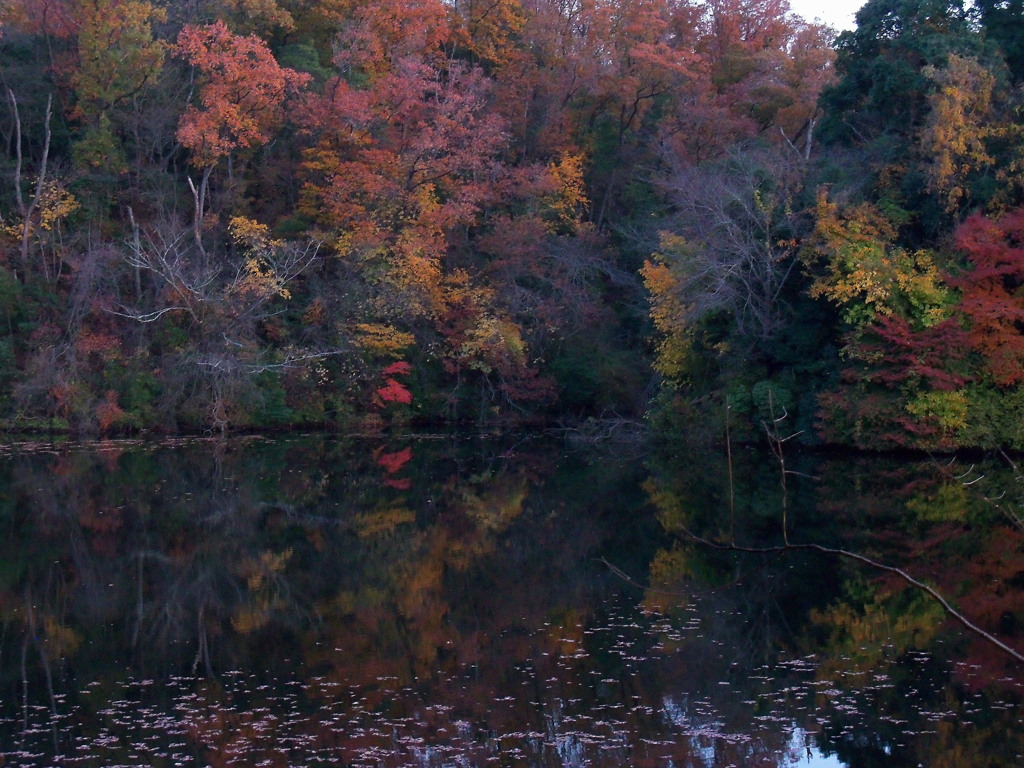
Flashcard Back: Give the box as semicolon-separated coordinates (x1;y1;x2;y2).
275;43;333;84
251;371;294;427
821;0;983;146
119;353;162;428
975;0;1024;83
548;339;649;418
958;383;1024;449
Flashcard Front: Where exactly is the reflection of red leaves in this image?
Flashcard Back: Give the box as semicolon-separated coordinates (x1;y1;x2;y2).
375;378;413;404
385;477;412;490
377;446;412;474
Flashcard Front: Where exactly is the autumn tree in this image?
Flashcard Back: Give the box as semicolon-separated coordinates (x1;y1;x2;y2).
175;21;310;250
561;0;700;224
652;147;806;345
299;55;569;417
450;0;526;68
317;0;454;78
699;0;834;150
802;190;954;329
299;58;504;313
651;0;834;167
816;313;970;449
642;241;695;387
951;207;1024;387
70;0;167;122
821;0;983;145
66;0;169;182
918;55;998;214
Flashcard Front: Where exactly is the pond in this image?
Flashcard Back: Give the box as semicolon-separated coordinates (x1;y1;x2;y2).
0;433;1021;766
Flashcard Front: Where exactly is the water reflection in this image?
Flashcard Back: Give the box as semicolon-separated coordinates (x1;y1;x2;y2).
0;435;1021;766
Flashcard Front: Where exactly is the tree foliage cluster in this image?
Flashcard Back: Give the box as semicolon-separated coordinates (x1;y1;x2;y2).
645;0;1024;450
4;0;1024;447
2;0;729;432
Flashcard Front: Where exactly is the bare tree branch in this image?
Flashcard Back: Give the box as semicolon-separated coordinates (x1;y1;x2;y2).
654;145;806;343
8;90;52;270
669;526;1024;665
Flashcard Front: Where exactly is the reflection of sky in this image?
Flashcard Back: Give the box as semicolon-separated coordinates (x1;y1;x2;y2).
788;0;863;30
804;750;846;767
790;729;847;767
660;699;849;768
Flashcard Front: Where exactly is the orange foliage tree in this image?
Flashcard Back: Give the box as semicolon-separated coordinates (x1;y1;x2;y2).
175;20;310;251
176;21;310;168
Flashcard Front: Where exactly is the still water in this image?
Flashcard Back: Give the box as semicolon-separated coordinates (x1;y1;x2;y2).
0;433;1021;766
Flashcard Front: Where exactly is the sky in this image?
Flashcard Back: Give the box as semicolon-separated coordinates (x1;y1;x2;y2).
788;0;864;30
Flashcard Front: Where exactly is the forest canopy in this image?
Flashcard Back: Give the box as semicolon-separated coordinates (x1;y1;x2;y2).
1;0;1023;448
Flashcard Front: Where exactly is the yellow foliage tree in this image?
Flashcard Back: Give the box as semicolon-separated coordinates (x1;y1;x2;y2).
71;0;167;119
454;0;527;68
641;240;695;385
802;190;953;328
228;216;293;301
352;323;416;357
542;153;589;234
920;55;996;213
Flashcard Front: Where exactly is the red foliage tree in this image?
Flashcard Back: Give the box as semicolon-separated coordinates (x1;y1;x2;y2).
325;0;454;76
375;361;413;406
951;208;1024;387
849;313;969;393
817;314;970;449
299;58;507;320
